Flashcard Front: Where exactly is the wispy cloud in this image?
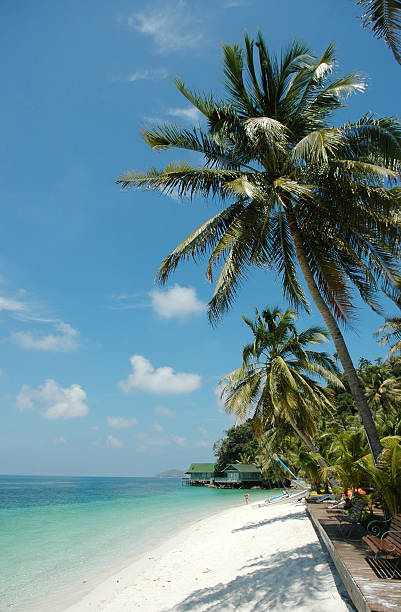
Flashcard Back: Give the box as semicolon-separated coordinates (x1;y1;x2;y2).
128;1;204;53
108;285;205;319
116;68;169;83
119;354;201;395
152;422;164;432
0;289;53;324
167;106;202;122
171;433;186;446
11;322;80;352
107;416;137;429
54;437;69;445
136;431;172;452
150;284;206;320
224;0;250;6
17;380;89;420
107;435;124;448
154;405;175;418
0;296;26;313
106;293;148;311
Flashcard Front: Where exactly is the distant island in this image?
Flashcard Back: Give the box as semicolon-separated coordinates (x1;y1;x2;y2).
154;469;185;478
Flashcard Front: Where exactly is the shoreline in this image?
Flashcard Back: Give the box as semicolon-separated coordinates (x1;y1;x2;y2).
34;490;271;612
63;499;352;612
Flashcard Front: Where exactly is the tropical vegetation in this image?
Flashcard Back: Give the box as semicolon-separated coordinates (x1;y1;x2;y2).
356;0;401;65
213;420;260;473
117;33;401;464
218;307;341;487
216;350;401;512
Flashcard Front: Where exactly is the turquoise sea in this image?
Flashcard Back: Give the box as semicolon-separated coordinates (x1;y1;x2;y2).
0;475;275;611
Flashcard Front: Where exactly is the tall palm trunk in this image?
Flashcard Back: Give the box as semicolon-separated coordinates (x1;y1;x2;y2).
288;418;339;489
286;209;383;463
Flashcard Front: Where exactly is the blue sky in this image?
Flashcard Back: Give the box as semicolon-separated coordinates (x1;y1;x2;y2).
1;0;400;477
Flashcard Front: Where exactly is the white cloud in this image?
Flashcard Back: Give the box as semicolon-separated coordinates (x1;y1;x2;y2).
0;296;25;312
171;433;186;446
152;422;163;432
150;284;205;320
107;435;124;448
126;68;168;82
106;293;148;311
224;0;249;6
12;322;80;352
128;1;204;53
17;379;89;420
0;289;53;323
198;426;209;437
167;106;202;122
119;355;201;394
107;416;137;429
54;437;69;445
136;432;171;452
90;425;99;431
154;405;175;417
195;440;210;448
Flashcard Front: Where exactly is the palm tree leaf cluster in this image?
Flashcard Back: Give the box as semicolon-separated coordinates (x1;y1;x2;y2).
357;0;401;65
118;35;401;327
218;307;342;451
117;32;401;462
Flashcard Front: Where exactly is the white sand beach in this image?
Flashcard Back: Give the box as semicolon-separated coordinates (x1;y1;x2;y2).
64;499;352;612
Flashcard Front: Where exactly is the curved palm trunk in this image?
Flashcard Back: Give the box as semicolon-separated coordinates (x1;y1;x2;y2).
286;209;383;463
288;418;339;489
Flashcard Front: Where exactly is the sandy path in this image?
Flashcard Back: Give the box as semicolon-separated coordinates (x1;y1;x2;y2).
64;500;352;612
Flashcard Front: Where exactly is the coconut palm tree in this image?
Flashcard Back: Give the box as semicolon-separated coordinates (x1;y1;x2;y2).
358;437;401;515
360;362;401;413
117;34;401;462
218;306;342;488
321;426;368;495
376;292;401;359
357;0;401;65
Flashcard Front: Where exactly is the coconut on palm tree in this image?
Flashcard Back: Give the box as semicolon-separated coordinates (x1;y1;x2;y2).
117;34;401;462
218;306;342;488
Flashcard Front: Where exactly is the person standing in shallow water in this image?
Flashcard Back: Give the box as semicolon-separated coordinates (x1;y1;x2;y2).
244;494;249;504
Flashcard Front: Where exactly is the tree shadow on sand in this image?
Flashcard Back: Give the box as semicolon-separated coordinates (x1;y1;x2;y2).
231;510;306;533
164;541;353;612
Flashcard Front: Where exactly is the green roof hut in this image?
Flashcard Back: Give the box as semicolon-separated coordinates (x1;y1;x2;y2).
185;463;216;482
222;464;261;483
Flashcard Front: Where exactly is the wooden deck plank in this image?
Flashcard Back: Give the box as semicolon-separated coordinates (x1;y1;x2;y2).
307;502;401;612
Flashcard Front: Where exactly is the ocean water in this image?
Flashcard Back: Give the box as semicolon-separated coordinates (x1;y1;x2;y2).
0;475;275;611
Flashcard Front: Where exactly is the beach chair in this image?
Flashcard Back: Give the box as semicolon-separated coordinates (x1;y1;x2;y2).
308;493;334;504
328;498;346;509
336;499;367;537
363;514;401;578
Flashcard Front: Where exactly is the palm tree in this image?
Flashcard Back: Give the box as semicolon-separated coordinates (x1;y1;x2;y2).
357;0;401;65
218;307;342;488
117;34;401;462
376;292;401;359
321;426;368;495
360;362;401;413
358;437;401;515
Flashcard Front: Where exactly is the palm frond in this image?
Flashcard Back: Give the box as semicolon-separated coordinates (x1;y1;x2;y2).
358;0;401;65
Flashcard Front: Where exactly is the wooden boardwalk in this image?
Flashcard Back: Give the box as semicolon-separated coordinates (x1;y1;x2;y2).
307;503;401;611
